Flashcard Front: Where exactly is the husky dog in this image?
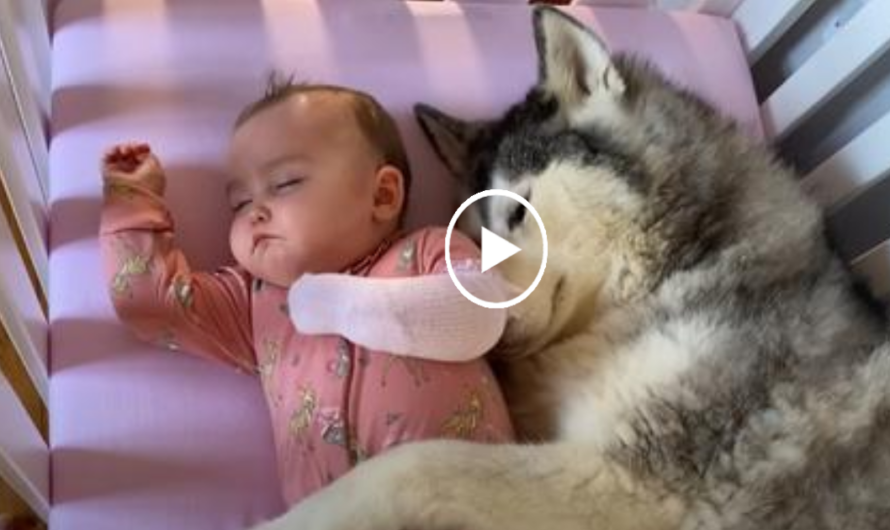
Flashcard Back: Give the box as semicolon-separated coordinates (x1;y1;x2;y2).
252;6;890;530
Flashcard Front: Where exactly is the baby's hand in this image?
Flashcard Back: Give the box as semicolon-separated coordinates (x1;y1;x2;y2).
101;142;165;194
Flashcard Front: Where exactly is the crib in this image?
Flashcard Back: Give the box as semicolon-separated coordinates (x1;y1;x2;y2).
0;0;888;528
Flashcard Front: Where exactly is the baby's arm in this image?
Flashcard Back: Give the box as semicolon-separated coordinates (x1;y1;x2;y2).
100;143;256;373
289;268;516;362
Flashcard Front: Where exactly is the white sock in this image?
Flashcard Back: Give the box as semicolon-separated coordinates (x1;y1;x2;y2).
288;272;517;362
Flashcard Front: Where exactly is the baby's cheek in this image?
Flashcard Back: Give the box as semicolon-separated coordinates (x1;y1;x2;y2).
228;227;249;265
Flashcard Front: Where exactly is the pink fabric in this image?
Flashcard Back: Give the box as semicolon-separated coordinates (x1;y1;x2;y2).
50;1;761;529
98;176;514;505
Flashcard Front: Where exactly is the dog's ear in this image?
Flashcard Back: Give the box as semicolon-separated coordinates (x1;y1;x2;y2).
414;103;480;180
533;6;625;106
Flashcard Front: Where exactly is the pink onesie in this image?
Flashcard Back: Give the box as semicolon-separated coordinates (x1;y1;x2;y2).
100;176;515;505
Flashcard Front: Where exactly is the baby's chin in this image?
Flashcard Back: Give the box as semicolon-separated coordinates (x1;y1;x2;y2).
244;259;340;289
239;236;392;287
251;272;295;289
240;260;304;289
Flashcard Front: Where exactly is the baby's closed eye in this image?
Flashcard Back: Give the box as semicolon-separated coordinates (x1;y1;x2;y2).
274;178;305;191
231;197;252;213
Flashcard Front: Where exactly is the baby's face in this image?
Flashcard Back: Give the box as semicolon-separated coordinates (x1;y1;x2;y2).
227;92;389;287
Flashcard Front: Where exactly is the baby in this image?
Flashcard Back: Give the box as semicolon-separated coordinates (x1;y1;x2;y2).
99;77;515;506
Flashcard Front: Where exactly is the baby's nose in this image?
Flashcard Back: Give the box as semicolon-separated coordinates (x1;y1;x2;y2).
249;203;271;223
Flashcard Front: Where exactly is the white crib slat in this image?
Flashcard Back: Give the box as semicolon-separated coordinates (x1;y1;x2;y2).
732;0;814;64
443;0;527;3
759;0;890;142
802;109;890;209
0;308;47;407
655;0;741;16
0;60;48;299
7;1;51;120
573;0;653;6
0;0;50;201
0;212;47;404
0;159;48;302
0;372;49;521
852;240;890;302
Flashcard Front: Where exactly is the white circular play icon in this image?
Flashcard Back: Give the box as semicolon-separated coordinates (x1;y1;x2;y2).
445;189;548;309
480;226;522;273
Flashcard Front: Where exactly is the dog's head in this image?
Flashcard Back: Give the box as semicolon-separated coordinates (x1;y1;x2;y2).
416;7;773;346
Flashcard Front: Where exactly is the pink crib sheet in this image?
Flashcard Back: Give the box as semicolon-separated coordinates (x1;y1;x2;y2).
48;1;761;528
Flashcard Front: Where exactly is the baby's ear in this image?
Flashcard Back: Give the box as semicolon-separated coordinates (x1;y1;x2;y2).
372;165;406;224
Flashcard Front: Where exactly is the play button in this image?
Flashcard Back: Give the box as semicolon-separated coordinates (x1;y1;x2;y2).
446;189;548;309
481;227;521;273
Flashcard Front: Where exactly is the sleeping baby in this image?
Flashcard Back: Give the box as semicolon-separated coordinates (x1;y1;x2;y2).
99;76;515;506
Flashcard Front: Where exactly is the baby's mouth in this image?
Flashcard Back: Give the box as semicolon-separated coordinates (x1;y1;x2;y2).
252;233;279;252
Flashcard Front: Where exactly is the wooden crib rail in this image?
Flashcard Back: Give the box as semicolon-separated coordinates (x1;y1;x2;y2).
0;480;45;530
0;0;50;525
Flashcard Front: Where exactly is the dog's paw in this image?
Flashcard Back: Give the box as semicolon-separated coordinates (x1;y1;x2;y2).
247;447;423;530
244;518;287;530
245;491;365;530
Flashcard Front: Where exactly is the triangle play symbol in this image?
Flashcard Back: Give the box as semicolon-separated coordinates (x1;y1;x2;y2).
481;227;522;273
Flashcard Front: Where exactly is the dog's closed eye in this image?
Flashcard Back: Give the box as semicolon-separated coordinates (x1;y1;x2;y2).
507;193;531;231
508;204;527;231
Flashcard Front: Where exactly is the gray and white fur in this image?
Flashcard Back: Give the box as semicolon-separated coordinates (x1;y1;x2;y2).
252;6;890;530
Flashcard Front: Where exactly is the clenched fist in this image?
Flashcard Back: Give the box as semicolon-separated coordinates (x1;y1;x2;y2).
102;142;166;194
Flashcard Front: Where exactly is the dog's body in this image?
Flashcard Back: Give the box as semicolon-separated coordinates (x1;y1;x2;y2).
253;7;890;530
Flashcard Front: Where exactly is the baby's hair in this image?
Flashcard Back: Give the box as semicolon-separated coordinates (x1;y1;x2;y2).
235;72;413;206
